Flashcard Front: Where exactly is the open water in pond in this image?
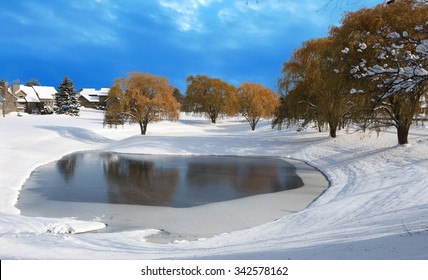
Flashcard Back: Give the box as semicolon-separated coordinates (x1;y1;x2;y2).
17;152;328;241
18;152;304;208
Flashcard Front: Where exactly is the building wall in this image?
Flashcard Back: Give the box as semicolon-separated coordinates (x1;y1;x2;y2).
5;92;18;114
78;96;96;108
0;81;5;116
99;96;107;108
1;81;19;115
39;98;56;108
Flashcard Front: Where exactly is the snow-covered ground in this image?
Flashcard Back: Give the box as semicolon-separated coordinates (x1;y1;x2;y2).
0;108;427;259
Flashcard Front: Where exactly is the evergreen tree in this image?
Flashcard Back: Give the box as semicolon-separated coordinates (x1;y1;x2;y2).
56;76;80;116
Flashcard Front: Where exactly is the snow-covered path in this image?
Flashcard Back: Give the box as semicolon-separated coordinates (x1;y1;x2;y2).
0;109;427;259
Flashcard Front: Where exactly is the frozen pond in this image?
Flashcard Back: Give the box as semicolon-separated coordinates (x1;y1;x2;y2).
17;152;329;242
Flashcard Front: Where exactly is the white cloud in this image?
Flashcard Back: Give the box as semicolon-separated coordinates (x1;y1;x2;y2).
2;11;30;25
214;0;334;49
70;0;119;22
10;1;121;51
158;0;221;32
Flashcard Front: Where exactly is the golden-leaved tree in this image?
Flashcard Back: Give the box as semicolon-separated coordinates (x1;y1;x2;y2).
336;0;428;144
184;75;239;123
104;72;180;135
104;83;126;128
274;37;354;138
238;82;279;131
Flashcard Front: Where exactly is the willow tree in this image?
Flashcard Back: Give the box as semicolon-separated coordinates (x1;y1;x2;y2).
184;75;238;123
105;72;180;135
104;84;126;128
274;37;354;138
337;0;428;144
238;82;279;131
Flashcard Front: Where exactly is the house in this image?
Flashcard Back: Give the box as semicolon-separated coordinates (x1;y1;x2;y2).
78;88;109;109
32;86;57;108
11;84;57;114
11;85;40;114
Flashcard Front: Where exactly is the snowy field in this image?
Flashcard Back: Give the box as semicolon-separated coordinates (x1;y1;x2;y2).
0;108;427;259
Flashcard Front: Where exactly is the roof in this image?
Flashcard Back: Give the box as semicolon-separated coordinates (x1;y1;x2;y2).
16;86;40;103
32;86;57;100
79;88;109;103
98;88;110;96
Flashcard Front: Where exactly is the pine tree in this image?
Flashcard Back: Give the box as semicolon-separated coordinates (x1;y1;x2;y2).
55;76;80;116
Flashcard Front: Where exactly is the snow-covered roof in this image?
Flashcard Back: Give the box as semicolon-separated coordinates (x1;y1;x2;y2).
80;88;109;103
16;85;40;103
32;86;57;100
98;88;110;96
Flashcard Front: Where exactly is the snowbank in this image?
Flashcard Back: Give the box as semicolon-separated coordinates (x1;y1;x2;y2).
0;108;427;259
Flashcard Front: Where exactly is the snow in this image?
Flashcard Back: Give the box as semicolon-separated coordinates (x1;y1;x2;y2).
15;85;40;102
416;39;428;56
80;88;109;103
32;86;57;100
358;42;367;50
0;108;427;259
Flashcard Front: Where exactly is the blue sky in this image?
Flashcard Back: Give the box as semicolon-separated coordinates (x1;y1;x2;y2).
0;0;380;93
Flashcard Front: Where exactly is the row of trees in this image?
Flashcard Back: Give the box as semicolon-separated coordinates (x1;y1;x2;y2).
273;0;427;144
184;75;279;130
104;1;426;142
104;72;279;135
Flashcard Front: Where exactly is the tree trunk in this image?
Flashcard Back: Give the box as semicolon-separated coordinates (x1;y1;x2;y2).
390;95;417;145
139;121;148;135
251;119;256;131
397;123;410;145
208;109;217;123
328;121;338;138
329;126;337;138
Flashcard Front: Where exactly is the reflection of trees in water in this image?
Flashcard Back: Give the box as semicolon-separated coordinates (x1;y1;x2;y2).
102;154;180;206
56;153;78;182
186;157;303;197
53;153;304;207
234;159;304;194
186;161;238;188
